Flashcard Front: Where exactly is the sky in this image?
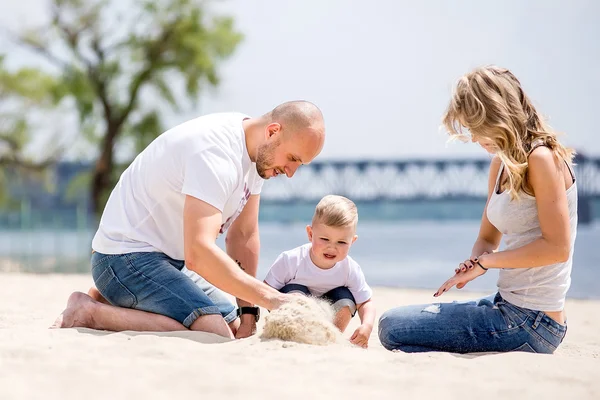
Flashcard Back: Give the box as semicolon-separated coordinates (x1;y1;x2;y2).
1;0;599;161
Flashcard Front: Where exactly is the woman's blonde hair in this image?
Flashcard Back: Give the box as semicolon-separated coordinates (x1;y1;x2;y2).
442;65;575;199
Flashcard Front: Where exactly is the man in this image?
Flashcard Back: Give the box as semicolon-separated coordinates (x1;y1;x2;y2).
52;101;325;339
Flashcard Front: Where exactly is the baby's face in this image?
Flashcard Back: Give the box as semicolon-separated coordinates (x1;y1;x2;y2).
306;223;357;269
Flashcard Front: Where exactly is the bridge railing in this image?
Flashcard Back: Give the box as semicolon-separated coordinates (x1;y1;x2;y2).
261;155;600;201
1;156;598;225
259;155;600;223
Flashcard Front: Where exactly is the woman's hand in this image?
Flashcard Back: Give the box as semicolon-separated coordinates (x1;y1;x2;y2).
435;257;488;297
455;252;489;274
454;251;489;289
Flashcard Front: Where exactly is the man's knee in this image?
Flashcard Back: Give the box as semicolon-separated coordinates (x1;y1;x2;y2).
87;286;111;305
228;317;240;335
190;314;233;338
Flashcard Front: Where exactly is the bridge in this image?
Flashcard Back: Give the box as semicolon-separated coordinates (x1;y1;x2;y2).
2;155;599;227
260;155;600;223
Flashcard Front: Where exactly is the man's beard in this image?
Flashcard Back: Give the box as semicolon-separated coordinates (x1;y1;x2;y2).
255;140;279;179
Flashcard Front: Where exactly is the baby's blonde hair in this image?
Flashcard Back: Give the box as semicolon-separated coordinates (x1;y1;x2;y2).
312;195;358;228
442;65;575;200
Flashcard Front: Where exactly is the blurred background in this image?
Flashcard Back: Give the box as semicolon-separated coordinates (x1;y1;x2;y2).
0;0;598;298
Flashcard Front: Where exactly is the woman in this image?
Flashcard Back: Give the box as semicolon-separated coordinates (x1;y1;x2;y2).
378;65;577;354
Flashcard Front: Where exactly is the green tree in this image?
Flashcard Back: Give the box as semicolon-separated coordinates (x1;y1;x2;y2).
10;0;242;215
0;55;63;206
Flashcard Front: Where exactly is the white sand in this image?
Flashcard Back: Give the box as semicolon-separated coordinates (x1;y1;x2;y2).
0;273;598;400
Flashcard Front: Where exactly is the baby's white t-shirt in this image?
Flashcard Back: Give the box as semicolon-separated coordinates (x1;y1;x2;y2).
264;243;372;304
92;112;264;260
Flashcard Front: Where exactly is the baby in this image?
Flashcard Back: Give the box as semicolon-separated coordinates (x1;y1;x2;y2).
264;195;376;348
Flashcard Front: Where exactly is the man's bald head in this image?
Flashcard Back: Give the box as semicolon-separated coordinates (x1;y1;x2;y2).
265;100;325;139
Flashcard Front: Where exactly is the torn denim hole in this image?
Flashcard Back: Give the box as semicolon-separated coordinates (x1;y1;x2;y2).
422;304;441;314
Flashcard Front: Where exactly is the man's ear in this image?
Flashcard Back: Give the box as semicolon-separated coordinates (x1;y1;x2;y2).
266;122;281;139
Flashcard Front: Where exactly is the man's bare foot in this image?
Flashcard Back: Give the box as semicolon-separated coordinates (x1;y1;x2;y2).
50;292;97;329
87;286;110;305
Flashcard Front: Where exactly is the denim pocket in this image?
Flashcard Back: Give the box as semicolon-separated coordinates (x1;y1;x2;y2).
498;302;529;330
510;342;537;353
93;264;137;308
529;317;566;352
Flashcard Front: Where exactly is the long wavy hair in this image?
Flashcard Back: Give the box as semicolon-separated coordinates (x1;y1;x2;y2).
442;65;575;199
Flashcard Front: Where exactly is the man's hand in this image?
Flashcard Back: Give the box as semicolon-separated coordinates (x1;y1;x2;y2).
267;292;300;311
350;324;372;348
235;314;257;339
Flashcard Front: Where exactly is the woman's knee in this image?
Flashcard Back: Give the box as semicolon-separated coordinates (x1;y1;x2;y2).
378;307;420;350
377;309;398;349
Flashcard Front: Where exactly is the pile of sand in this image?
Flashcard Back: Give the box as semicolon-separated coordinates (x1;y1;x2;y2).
260;296;341;345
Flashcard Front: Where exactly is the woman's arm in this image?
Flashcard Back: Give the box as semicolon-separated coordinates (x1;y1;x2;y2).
478;147;572;269
470;157;504;258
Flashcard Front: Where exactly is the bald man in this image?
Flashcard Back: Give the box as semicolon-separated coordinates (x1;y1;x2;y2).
52;101;326;339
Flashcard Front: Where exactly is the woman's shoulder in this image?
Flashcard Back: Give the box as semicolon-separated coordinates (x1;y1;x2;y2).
526;146;573;192
527;145;561;170
490;156;502;170
488;156;503;183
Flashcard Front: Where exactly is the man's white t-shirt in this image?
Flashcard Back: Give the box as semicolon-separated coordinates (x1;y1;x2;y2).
92;112;264;260
264;243;373;304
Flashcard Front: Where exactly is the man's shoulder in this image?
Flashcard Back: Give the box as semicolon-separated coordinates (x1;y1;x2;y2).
194;112;250;133
197;111;250;123
171;112;249;143
172;112;249;164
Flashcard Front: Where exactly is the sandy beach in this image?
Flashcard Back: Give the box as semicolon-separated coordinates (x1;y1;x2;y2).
0;273;598;400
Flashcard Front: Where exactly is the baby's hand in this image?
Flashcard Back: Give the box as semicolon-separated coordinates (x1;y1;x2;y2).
350;324;372;348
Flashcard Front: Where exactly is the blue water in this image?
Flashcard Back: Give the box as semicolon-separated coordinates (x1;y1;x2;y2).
0;220;598;300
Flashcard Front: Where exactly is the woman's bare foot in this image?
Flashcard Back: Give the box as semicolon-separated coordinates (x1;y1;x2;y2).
50;292;98;329
87;286;110;305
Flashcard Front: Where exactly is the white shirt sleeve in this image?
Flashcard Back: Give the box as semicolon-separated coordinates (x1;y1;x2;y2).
346;259;373;305
181;146;237;212
264;252;293;290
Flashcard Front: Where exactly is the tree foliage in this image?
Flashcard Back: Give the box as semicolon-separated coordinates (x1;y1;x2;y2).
9;0;242;215
0;55;63;206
